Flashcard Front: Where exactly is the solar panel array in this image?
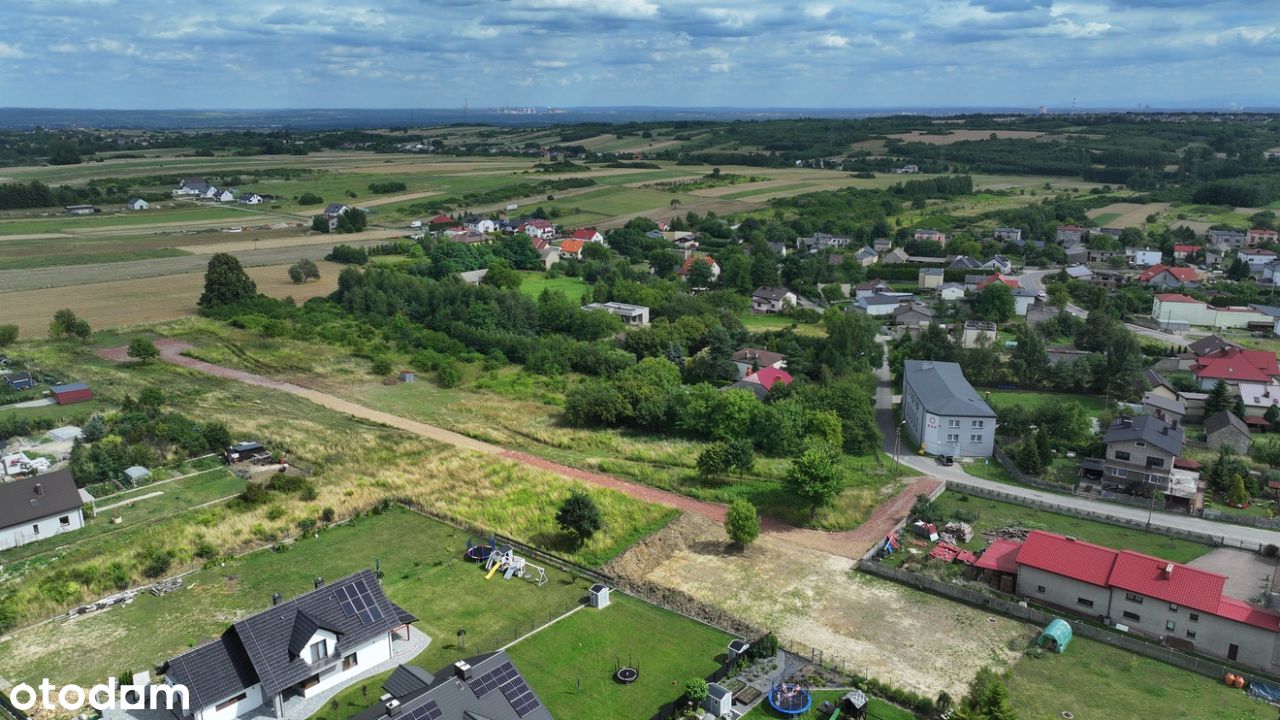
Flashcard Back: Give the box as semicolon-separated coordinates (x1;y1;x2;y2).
469;661;542;718
335;579;384;625
401;700;442;720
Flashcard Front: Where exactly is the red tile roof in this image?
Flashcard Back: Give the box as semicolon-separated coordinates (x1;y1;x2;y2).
559;239;585;255
974;539;1021;574
571;228;600;241
1154;293;1200;303
1251;229;1279;236
1016;531;1117;587
976;273;1020;290
680;255;717;275
1173;245;1200;253
1108;550;1225;614
1191;348;1280;383
531;237;549;251
744;367;793;390
1138;264;1199;283
1217;597;1280;631
429;214;453;224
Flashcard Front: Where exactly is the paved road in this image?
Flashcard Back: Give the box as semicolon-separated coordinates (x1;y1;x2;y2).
1016;268;1087;317
872;337;1279;547
1018;268;1200;344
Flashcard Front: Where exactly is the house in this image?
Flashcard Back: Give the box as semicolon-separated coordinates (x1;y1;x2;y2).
961;320;997;349
582;302;648;325
200;185;221;200
993;228;1022;243
162;570;416;720
856;292;914;316
948;255;981;271
214;189;236;203
722;379;770;401
1205;411;1253;454
1151;294;1273;331
175;177;210;196
1064;244;1089;264
352;651;550;720
679;255;720;284
918;268;944;289
65;204;97;215
1173;244;1200;261
732;348;786;379
126;197;150;211
464;217;497;234
892;302;934;328
1013;530;1280;673
872;238;893;253
4;371;35;391
853;246;879;267
238;193;265;205
853;280;892;299
913;228;947;247
936;282;966;301
50;382;93;405
1056;225;1086;244
1012;288;1038;316
1126;247;1163;267
1064;264;1093;281
1096;415;1183;493
892;164;920;174
963;273;988;293
1207;229;1248;249
902;360;996;458
520;219;556;241
741;366;794;391
458;269;489;286
1248;229;1279;247
0;470;85;551
1138;264;1200;288
980;255;1014;274
765;240;789;257
797;232;852;253
976;273;1021;291
882;247;910;264
1240;248;1277;268
569;227;605;244
537;246;560;270
1187;335;1242;358
557;239;585;260
1237;382;1280;416
1142;392;1186;425
1191;347;1280;389
428;214;455;226
323;203;351;232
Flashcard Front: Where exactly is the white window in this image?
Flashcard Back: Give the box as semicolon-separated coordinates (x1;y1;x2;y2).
970;434;983;443
309;639;329;663
946;433;960;443
971;420;985;429
948;419;961;428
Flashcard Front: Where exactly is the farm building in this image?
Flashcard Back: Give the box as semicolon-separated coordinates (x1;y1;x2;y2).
162;571;417;720
4;371;35;390
353;650;550;720
50;382;93;405
225;441;266;463
127;198;150;210
65;204;97;215
901;359;995;458
0;469;86;551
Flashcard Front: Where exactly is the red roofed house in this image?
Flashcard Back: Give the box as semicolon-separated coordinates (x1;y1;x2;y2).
427;214;454;226
975;273;1020;291
1191;347;1280;389
1138;264;1200;288
742;367;793;391
530;236;549;252
1173;245;1201;261
558;239;585;259
520;219;556;241
570;228;605;244
974;538;1021;593
1248;228;1279;247
1014;530;1280;670
679;255;720;284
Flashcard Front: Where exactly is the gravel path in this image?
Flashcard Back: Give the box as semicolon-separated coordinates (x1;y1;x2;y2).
99;339;939;560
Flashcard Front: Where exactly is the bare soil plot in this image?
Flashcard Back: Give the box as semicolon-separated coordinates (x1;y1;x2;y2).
889;130;1046;144
0;261;343;334
610;515;1030;698
1087;202;1171;228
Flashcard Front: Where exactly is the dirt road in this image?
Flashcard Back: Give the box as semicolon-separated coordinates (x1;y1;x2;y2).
102;339;940;560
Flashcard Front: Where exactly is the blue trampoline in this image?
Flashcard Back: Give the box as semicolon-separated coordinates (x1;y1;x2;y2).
767;683;811;716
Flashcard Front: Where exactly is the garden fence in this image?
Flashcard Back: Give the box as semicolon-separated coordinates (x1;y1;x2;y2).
1203;509;1280;530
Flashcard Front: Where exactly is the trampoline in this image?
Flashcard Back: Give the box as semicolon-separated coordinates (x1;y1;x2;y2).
767;683;811;716
465;544;493;563
614;667;639;684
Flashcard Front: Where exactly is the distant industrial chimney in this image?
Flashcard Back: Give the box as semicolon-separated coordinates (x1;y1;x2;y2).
272;593;283;606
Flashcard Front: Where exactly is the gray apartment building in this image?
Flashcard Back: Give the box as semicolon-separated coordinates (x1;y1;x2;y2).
901;360;996;458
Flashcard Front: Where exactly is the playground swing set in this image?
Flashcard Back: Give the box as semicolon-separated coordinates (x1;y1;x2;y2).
466;536;549;587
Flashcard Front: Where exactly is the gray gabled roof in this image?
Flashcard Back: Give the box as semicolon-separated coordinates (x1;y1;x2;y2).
903;360;996;418
752;286;793;301
1187;335;1241;357
166;633;259;711
722;379;770;400
949;256;981;269
359;651;552;720
1103;415;1183;456
383;664;436;698
0;469;83;530
1142;392;1185;415
1205;410;1250;439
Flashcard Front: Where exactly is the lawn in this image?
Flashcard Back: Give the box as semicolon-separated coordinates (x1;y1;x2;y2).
1090;212;1122;225
1007;636;1272;720
741;689;918;720
932;492;1210;563
0;398;112;423
518;271;591;302
980;388;1112;419
739;313;827;338
0;506;589;689
506;593;732;720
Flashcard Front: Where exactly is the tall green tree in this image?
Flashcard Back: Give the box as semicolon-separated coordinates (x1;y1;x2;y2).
1227;474;1251;507
819;309;883;374
1205;380;1233;415
48;308;90;341
785;442;846;519
0;324;17;347
555;491;602;547
1008;324;1048;387
127;337;159;363
198;253;258;309
724;498;760;548
972;282;1015;322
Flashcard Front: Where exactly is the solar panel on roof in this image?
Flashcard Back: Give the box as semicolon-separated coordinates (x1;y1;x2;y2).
501;677;542;718
335;579;384;625
401;700;442;720
469;661;519;697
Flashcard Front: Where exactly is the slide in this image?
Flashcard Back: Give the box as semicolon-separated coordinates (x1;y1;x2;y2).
504;565;518;580
485;564;501;580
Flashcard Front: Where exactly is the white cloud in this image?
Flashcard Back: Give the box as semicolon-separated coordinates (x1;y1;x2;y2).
0;42;24;59
709;62;732;73
817;33;849;48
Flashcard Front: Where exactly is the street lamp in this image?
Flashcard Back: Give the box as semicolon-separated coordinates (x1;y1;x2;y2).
894;420;908;474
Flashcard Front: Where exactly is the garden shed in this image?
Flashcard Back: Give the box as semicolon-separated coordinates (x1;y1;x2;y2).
124;466;151;485
1036;618;1073;653
50;382;93;405
703;683;732;717
839;689;868;718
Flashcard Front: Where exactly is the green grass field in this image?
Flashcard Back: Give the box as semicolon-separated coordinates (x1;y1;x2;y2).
932;492;1210;563
739;313;827;337
741;689;918;720
1007;636;1271;719
0;206;254;234
0;398;111;423
518;272;591;302
980;388;1112;419
0;507;588;689
506;594;731;720
1090;212;1121;225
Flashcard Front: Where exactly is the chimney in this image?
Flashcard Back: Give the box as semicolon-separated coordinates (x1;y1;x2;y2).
385;700;401;717
33;483;43;497
314;577;324;590
272;593;282;606
1163;563;1174;579
1066;536;1077;542
454;660;473;680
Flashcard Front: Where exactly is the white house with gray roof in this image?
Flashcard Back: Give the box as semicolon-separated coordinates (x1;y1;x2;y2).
901;360;996;458
0;469;85;550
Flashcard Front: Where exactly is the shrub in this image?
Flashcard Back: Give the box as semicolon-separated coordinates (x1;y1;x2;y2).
437;361;462;388
321;506;336;523
724;498;760;548
747;632;778;660
298;192;324;205
371;357;393;376
265;505;287;521
683;678;708;704
139;547;173;578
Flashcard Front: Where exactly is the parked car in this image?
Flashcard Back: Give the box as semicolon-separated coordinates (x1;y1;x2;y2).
936;455;955;467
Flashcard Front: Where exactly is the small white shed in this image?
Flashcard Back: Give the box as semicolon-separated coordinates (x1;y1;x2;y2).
703;683;732;717
589;584;611;609
124;466;151;485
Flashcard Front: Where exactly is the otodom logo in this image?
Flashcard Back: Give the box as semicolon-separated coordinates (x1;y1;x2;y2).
8;679;189;713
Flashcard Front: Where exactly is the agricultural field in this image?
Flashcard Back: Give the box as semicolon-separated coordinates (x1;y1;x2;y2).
929;492;1210;563
1006;636;1271;720
1086;201;1171;228
507;593;732;720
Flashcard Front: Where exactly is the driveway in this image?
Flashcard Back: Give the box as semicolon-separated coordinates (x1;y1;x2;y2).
1186;548;1279;602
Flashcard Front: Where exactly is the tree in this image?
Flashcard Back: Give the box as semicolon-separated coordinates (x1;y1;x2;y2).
127;337;159;363
697;443;730;478
1035;426;1051;468
1008;324;1048;387
1266;403;1280;432
311;215;329;233
289;258;321;283
482;258;522;290
724;498;760;548
911;494;942;523
1226;473;1251;507
1226;256;1251;281
48;138;82;165
555;491;602;547
1205;380;1233;416
199;253;258;308
138;386;165;413
724;437;755;473
82;413;107;442
0;324;17;347
685;257;715;287
1206;445;1251;494
972;282;1015;322
786;442;846;519
683;678;709;705
49;308;90;341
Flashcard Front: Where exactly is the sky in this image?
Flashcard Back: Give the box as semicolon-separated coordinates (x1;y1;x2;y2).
0;0;1276;110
